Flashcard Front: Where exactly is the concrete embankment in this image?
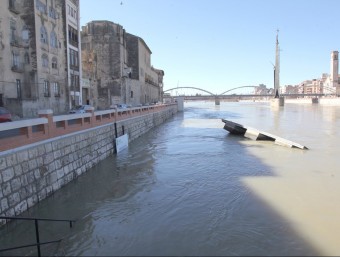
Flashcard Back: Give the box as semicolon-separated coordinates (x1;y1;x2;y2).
285;97;340;105
0;105;177;221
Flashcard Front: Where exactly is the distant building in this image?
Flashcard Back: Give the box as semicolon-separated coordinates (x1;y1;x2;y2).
0;0;81;118
300;79;323;94
287;51;340;96
319;51;340;95
283;85;299;95
151;67;165;102
81;20;164;109
254;84;269;95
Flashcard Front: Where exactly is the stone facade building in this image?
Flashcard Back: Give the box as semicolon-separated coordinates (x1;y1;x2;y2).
125;33;163;105
81;20;129;109
0;0;81;118
81;20;164;110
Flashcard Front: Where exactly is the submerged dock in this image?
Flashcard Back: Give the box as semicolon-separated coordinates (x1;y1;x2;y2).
221;119;308;150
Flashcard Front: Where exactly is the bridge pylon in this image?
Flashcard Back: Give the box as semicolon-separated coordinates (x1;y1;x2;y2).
215;96;220;105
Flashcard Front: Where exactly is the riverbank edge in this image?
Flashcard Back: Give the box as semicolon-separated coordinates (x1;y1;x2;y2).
246;97;340;105
0;105;177;224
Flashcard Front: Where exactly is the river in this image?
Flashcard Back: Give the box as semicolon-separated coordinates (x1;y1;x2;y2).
1;100;340;256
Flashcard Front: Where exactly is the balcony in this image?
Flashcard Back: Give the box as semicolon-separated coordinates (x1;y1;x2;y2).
10;38;29;49
145;78;159;87
69;39;79;48
51;68;59;76
11;63;24;73
50;47;58;55
41;66;49;74
10;38;20;47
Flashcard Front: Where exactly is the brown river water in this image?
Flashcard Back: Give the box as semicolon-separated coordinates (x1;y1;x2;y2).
1;101;340;256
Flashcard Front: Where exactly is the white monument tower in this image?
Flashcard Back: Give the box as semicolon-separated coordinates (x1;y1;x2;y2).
271;30;284;106
330;51;339;95
274;30;280;98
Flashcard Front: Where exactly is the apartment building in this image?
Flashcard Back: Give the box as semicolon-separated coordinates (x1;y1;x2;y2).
81;20;164;110
0;0;81;118
286;51;340;96
65;0;82;108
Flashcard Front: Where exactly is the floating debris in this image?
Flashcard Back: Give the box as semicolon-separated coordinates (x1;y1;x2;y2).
222;119;308;150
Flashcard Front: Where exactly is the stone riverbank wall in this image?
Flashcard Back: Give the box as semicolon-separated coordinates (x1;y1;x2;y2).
0;105;177;222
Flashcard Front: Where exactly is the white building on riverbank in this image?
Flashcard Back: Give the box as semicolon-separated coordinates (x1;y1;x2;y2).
284;51;340;96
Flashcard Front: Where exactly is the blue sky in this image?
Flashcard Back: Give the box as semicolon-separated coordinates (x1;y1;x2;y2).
80;0;340;94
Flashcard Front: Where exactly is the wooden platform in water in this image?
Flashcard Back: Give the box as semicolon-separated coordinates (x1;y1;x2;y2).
221;119;308;150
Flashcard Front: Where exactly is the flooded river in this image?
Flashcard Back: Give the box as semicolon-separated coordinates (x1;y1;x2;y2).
1;101;340;256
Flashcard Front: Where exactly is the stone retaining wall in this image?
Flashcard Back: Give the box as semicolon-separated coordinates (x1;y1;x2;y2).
0;106;177;222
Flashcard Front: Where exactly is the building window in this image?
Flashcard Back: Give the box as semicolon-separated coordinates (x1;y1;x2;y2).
36;0;46;13
131;91;133;98
69;49;79;68
68;25;78;47
10;19;17;44
22;27;29;43
71;74;80;91
52;57;57;69
40;26;48;44
49;6;58;19
53;82;60;97
9;0;15;9
42;54;48;67
68;4;77;19
44;80;50;97
16;79;21;99
24;52;29;64
9;0;20;13
50;30;57;48
12;51;20;68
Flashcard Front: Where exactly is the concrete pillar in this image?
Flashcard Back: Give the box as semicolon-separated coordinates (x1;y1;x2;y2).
176;97;184;112
270;96;285;107
38;109;54;136
215;96;220;105
85;106;95;126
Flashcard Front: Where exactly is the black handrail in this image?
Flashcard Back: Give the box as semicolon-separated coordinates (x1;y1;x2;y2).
0;216;75;257
0;239;62;252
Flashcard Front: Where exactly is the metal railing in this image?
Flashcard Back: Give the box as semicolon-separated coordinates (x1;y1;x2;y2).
0;216;75;257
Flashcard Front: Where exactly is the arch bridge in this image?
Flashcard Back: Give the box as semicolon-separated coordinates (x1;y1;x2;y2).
163;86;260;105
164;85;332;101
164;86;259;96
164;86;216;96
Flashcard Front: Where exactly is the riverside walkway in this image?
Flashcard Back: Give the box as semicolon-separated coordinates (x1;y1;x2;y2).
0;104;175;152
